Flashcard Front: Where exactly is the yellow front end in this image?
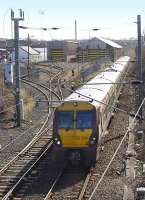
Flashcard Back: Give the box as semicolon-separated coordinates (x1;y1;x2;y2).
56;101;94;148
59;129;92;147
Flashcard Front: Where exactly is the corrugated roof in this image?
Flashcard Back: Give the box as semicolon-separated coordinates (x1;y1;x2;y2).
0;48;6;51
34;48;47;53
97;38;122;48
20;46;39;55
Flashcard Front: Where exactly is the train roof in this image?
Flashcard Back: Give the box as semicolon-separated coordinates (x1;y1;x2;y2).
65;56;130;108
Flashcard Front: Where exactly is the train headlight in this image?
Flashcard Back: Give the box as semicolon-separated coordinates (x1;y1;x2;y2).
56;141;61;145
90;137;96;145
54;138;61;145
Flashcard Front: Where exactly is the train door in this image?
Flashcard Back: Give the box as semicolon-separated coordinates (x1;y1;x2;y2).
98;110;104;140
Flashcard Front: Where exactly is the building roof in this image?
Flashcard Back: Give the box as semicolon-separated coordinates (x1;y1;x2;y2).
20;46;39;55
34;48;47;53
97;38;122;49
65;40;78;44
0;48;6;51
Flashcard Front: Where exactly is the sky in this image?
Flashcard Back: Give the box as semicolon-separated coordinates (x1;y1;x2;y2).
1;0;145;40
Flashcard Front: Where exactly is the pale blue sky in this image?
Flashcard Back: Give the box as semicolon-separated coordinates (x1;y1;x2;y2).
1;0;145;40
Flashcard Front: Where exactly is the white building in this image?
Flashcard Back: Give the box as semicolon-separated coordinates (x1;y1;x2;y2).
12;46;41;63
34;48;47;61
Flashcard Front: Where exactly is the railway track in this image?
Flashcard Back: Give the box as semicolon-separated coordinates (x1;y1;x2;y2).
0;60;97;199
23;71;63;113
0;128;53;199
0;79;55;199
43;164;92;200
0;72;66;199
0;60;134;200
39;63;133;200
0;79;51;161
41;102;129;200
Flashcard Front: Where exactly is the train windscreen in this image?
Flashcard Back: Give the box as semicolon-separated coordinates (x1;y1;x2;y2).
76;111;92;129
57;111;73;128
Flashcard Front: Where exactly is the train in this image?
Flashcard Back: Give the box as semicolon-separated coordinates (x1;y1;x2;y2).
52;56;130;166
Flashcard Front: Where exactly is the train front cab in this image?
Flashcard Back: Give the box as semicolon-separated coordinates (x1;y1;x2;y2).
53;101;99;166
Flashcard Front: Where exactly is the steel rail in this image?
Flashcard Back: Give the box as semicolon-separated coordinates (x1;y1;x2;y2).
0;81;50;175
23;76;62;114
48;71;63;113
78;172;92;200
0;79;55;199
78;167;95;200
43;167;66;200
2;134;53;200
57;76;64;100
25;79;61;101
0;69;66;196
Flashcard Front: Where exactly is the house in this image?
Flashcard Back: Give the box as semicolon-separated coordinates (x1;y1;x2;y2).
34;48;47;61
12;46;41;63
